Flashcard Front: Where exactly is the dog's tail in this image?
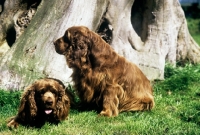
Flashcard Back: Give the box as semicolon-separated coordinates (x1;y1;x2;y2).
119;92;155;112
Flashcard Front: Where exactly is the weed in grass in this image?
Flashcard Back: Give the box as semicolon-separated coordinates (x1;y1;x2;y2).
156;63;200;92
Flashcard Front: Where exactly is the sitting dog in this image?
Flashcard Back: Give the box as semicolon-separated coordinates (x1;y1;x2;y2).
53;26;154;117
7;78;74;128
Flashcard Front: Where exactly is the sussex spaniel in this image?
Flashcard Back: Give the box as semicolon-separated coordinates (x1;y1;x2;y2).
7;78;73;128
53;26;154;117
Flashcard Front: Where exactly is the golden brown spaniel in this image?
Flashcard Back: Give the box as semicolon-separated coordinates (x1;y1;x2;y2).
53;26;154;117
7;78;74;128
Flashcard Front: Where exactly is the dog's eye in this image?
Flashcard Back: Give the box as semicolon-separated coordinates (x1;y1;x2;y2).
53;92;58;96
39;89;45;95
50;89;58;95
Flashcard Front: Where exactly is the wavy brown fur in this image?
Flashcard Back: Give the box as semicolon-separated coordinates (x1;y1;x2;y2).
54;26;155;117
7;78;73;128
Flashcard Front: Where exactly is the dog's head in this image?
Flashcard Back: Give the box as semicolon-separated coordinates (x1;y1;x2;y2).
18;78;70;121
54;26;90;55
33;78;62;115
54;26;105;69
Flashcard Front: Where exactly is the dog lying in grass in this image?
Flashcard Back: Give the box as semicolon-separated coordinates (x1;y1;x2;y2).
7;78;74;128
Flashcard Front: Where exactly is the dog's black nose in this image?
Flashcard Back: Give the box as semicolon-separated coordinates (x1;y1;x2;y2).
46;100;53;106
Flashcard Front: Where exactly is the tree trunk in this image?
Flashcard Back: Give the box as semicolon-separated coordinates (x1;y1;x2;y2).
0;0;200;90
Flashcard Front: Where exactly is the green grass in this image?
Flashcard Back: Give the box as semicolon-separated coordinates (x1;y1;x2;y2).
187;18;200;45
0;63;200;135
192;34;200;45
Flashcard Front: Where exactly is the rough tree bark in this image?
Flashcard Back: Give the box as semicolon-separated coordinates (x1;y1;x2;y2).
0;0;200;90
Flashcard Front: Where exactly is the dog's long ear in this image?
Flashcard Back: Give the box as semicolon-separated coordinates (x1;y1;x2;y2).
87;29;116;68
63;30;71;44
55;84;70;121
67;30;71;41
18;84;37;119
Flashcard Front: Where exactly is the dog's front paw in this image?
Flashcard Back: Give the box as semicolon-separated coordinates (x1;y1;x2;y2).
99;106;119;117
99;110;113;117
7;119;19;128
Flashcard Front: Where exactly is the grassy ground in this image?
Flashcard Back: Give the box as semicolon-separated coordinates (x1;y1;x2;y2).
187;18;200;45
0;64;200;135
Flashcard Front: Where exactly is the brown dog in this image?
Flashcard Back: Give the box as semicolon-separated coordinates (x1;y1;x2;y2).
7;78;74;128
53;26;154;117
